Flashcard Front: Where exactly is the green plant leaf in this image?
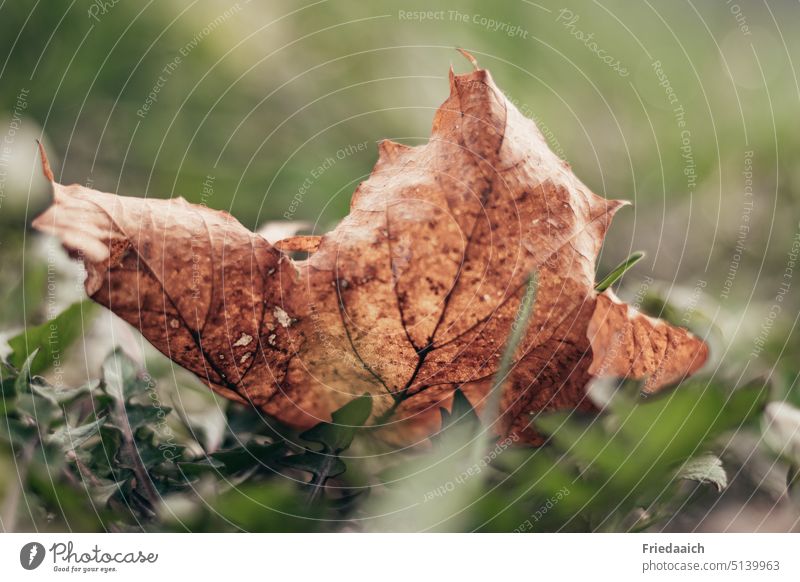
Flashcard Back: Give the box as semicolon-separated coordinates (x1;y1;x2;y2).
8;301;93;375
0;417;38;445
300;394;372;454
31;379;99;406
210;441;286;474
437;388;480;435
86;426;123;478
101;348;154;401
595;251;645;292
279;395;372;504
13;353;62;426
125;402;170;431
678;454;727;491
13;349;38;396
1;372;18;415
180;441;287;477
48;416;107;451
281;452;346;480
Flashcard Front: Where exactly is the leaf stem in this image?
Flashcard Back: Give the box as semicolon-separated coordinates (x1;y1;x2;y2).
305;457;338;506
112;397;160;508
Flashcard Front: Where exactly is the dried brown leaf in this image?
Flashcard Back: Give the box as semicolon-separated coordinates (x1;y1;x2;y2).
32;65;708;444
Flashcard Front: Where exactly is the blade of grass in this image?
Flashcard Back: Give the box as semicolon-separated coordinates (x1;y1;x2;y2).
595;251;645;292
483;272;539;430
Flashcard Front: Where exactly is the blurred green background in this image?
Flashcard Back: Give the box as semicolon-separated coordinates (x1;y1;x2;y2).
2;0;800;532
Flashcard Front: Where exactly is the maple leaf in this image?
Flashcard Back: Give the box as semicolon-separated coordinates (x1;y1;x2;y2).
32;60;708;445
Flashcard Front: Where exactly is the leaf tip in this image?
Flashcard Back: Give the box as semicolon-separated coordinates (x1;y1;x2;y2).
36;139;54;182
376;139;412;165
456;47;480;70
